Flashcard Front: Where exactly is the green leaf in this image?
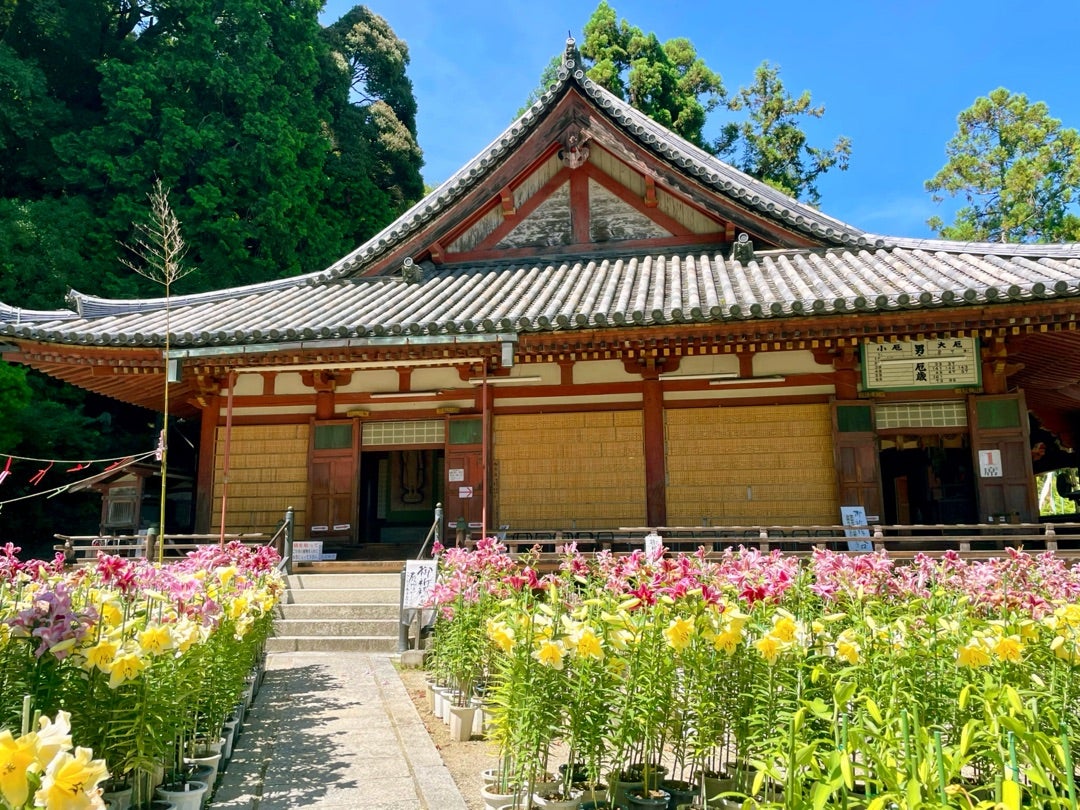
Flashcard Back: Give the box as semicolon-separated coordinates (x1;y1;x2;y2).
811;780;834;810
865;697;884;725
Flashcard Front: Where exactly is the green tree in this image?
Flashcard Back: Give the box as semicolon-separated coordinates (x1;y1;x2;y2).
53;0;345;291
0;361;31;452
540;4;848;202
321;5;424;240
926;87;1080;243
579;1;723;150
715;61;851;204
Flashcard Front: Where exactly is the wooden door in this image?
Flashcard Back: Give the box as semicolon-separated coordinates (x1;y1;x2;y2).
968;393;1037;522
308;420;358;542
832;401;884;522
444;448;484;539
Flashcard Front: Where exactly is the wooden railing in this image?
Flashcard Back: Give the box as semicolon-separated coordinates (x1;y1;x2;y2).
53;532;271;563
494;522;1080;560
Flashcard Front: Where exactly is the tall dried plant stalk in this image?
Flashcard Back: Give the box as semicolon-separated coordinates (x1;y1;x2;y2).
121;180;195;557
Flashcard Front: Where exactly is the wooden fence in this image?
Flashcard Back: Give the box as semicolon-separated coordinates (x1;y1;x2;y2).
53;531;277;563
495;521;1080;560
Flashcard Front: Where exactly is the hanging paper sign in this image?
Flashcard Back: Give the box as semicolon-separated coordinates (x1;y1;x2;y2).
448;468;465;482
403;559;438;609
841;506;873;552
861;337;980;391
978;449;1003;478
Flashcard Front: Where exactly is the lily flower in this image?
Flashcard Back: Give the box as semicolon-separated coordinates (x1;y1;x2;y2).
34;746;109;810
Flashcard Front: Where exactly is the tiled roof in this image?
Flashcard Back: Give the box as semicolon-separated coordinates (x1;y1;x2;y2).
4;243;1079;349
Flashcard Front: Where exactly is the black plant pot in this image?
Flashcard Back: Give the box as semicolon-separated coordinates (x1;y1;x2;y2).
626;787;671;809
660;779;696;810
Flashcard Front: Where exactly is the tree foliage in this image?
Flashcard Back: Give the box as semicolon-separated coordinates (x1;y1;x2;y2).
564;3;849;203
580;1;723;151
0;1;423;298
715;61;851;205
926;88;1080;243
0;2;424;542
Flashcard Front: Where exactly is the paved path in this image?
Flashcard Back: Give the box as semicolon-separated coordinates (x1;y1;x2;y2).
210;652;468;810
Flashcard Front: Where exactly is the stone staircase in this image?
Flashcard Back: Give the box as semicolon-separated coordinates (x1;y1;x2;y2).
268;571;403;653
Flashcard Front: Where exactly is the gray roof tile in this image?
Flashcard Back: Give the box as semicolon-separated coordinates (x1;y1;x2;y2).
4;245;1080;348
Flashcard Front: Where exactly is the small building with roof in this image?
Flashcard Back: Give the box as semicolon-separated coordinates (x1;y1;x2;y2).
3;39;1080;555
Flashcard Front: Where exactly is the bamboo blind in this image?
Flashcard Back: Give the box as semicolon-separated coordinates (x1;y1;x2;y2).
493;411;646;529
211;423;310;535
665;404;839;525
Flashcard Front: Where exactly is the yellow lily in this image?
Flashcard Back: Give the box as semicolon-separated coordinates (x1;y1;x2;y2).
34;746;109;810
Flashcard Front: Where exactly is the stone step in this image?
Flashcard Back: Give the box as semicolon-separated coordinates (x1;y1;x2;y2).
272;571;406;652
288;572;402;589
265;635;398;653
285;586;399;605
273;617;400;636
275;602;399;620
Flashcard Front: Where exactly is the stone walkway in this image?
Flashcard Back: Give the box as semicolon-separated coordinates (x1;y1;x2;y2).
210;652;468;810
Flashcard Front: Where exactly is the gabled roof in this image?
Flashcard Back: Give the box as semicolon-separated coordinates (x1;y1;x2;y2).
319;38;875;280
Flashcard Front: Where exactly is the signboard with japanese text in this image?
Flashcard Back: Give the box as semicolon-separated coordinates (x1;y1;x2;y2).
292;541;324;562
861;337;981;391
840;506;873;552
402;560;438;609
978;449;1003;478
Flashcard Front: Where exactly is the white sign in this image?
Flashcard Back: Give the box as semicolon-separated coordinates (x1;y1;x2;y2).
840;506;873;552
332;523;351;531
448;468;465;482
403;559;438;609
644;531;663;557
862;337;980;391
458;486;474;499
293;541;324;562
979;449;1003;478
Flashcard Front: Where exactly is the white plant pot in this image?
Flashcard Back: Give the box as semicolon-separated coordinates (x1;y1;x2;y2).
469;697;485;736
432;687;446;717
184;752;221;787
101;786;133;810
448;704;477;741
155;779;208;810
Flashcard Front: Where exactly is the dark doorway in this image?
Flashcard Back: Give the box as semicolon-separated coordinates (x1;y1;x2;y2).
358;449;444;558
879;436;977;525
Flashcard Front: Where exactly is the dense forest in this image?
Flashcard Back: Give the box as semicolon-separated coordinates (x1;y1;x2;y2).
1;1;1078;549
0;1;424;550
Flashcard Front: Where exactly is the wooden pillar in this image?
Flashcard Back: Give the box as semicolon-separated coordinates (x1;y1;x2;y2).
642;374;667;528
194;393;220;534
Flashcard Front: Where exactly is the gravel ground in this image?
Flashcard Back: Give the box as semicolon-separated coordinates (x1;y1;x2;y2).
398;665;496;810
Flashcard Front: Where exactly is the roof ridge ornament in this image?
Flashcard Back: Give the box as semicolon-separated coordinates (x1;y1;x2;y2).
564;34;580;68
559;123;591;169
732;233;754;265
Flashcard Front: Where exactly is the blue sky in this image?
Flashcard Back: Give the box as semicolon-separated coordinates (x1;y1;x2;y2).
319;0;1080;239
